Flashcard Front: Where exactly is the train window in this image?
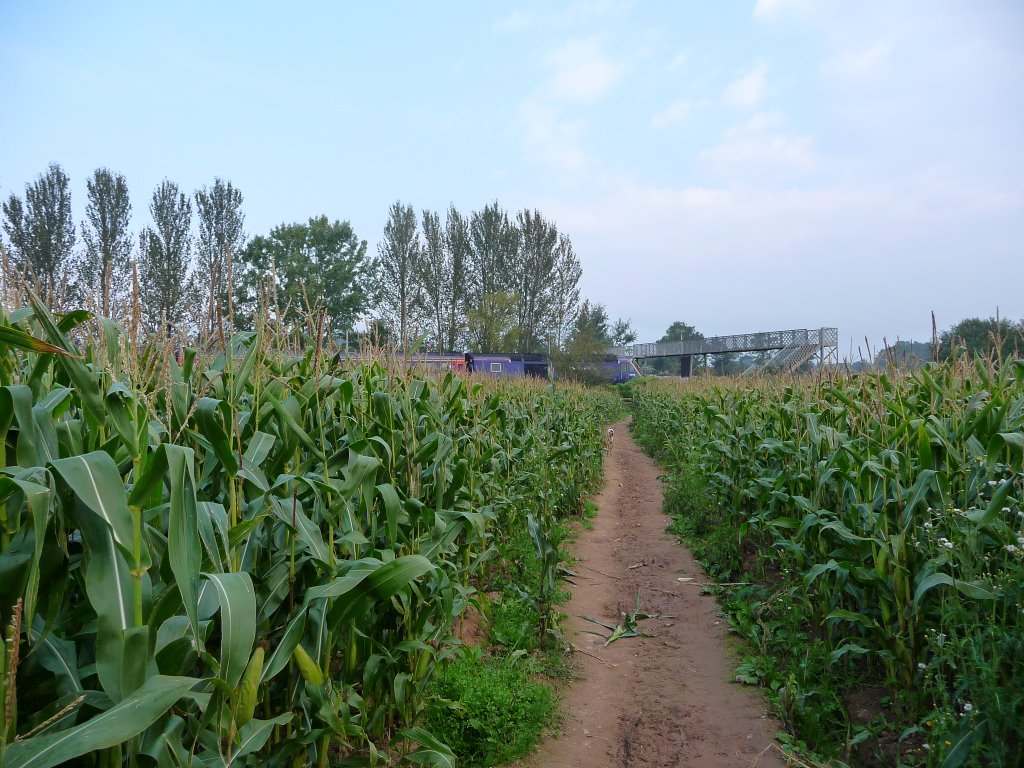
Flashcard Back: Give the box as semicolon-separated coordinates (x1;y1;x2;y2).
490;362;502;373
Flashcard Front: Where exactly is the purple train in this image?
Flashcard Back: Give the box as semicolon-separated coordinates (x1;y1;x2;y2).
406;352;639;384
465;353;552;379
574;354;640;384
403;353;550;378
600;354;641;384
467;352;641;384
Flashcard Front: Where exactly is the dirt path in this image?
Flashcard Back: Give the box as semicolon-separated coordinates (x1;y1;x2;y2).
524;418;785;768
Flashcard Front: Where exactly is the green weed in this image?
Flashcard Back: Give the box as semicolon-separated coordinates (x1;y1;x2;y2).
426;648;556;767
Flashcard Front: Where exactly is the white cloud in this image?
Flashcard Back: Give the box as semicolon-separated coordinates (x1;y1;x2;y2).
699;111;817;175
822;41;892;79
753;0;814;19
668;51;688;71
495;1;633;32
738;110;785;131
545;38;622;103
702;131;816;174
511;38;626;181
494;11;536;32
563;0;634;24
651;99;691;128
513;38;624;178
520;101;588;174
753;0;785;17
722;62;767;109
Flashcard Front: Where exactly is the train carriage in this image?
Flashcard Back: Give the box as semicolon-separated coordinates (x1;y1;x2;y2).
465;353;551;379
390;351;637;384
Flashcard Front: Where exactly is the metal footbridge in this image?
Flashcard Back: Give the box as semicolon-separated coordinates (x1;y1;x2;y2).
610;327;839;376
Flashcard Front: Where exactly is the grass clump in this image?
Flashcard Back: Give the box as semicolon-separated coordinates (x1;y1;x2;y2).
426;649;556;767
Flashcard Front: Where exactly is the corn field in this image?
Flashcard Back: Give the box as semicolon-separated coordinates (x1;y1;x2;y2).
0;291;619;768
631;362;1023;767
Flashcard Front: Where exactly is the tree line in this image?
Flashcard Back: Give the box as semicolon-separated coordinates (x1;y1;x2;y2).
374;200;600;354
1;162;636;357
866;316;1024;370
1;163;368;340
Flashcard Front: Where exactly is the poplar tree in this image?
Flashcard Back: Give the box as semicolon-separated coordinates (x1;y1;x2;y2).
375;201;422;354
546;234;582;350
467;201;519;351
195;178;245;333
513;209;558;352
80;168;132;317
138;179;193;333
0;238;10;309
2;162;76;308
444;205;471;351
415;207;472;352
418;209;448;352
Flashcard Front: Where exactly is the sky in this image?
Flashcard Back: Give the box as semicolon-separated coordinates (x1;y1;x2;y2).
2;1;1022;357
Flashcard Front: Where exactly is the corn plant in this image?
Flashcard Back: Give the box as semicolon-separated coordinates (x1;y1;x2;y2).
0;292;616;767
631;360;1023;767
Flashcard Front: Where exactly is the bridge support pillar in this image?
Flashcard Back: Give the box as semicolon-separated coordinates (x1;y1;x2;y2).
679;355;692;377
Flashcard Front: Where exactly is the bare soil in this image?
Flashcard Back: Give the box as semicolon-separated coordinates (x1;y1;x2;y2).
521;419;786;768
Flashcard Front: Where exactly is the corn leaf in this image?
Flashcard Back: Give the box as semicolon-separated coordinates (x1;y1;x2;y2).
229;713;293;764
194;397;239;476
204;571;256;688
2;675;197;768
400;726;457;768
2;385;39;466
940;720;985;768
50;453;140;700
164;445;202;645
0;324;72;357
24;288;105;425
